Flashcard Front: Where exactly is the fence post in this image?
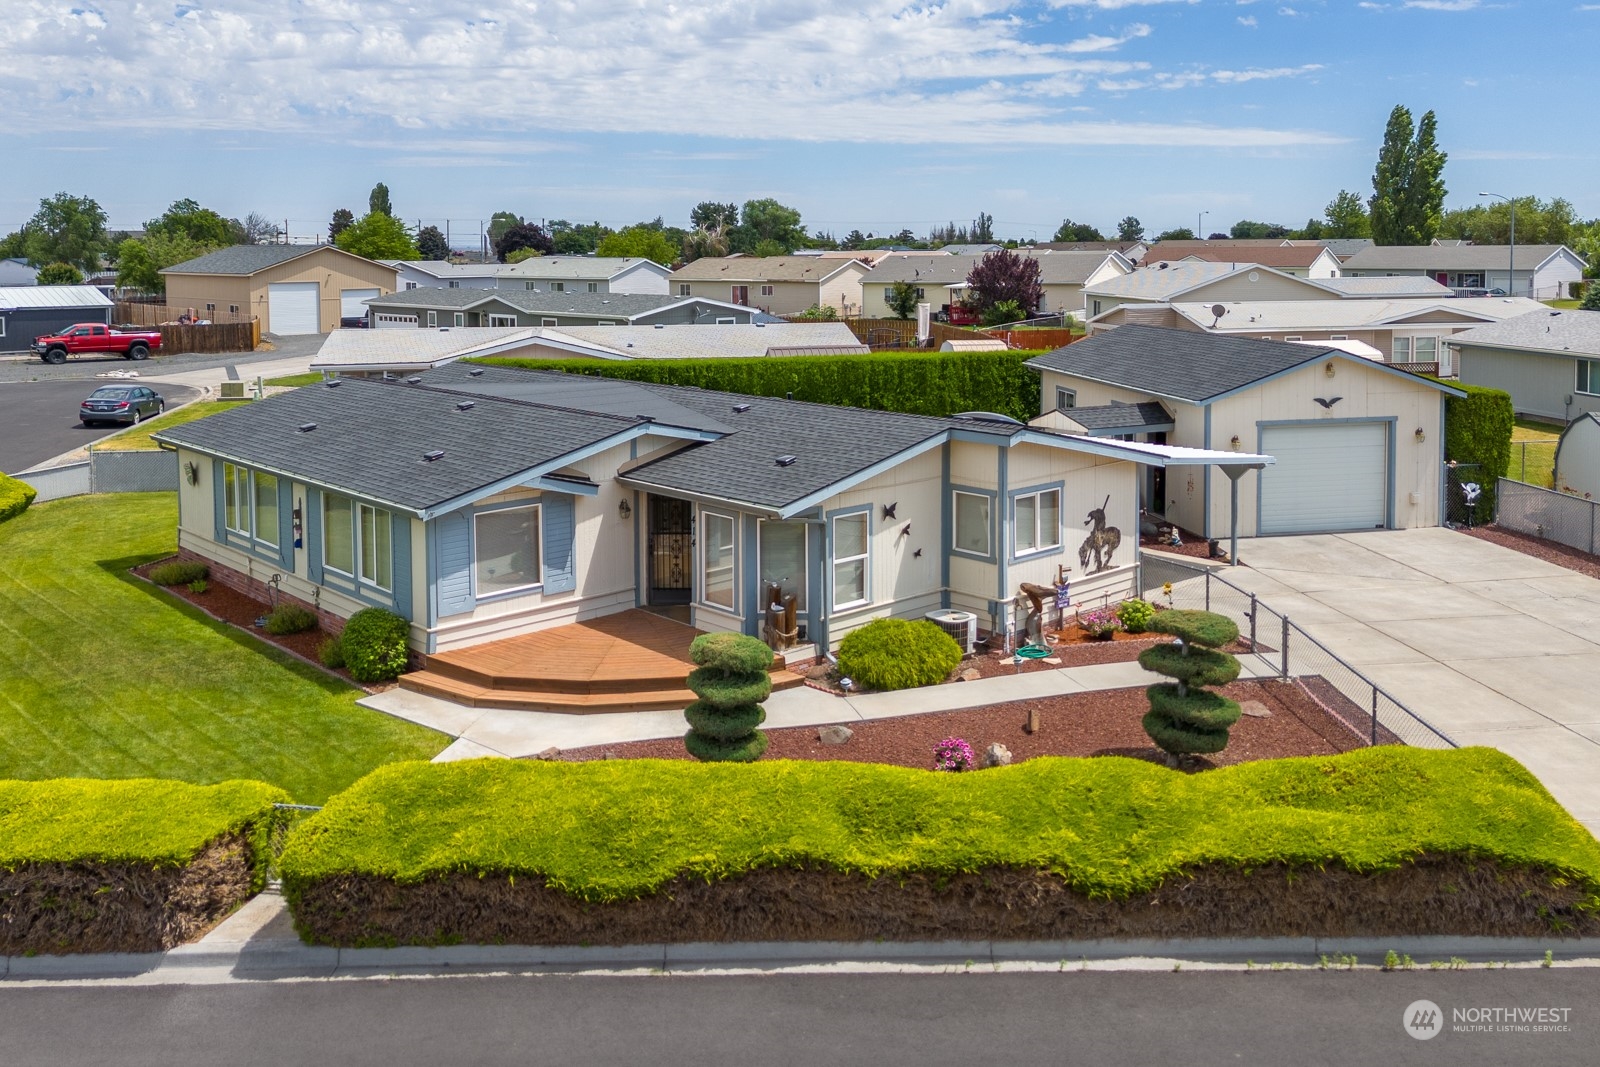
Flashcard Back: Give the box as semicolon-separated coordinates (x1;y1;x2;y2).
1248;593;1257;651
1204;569;1211;613
1280;615;1290;681
1371;688;1379;746
1591;499;1597;556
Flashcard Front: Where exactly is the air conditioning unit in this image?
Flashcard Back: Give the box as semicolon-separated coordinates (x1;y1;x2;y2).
925;609;978;655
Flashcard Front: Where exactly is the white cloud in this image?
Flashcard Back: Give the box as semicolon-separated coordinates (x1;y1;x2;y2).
1403;0;1479;8
0;0;1341;148
1238;15;1259;25
1047;0;1197;8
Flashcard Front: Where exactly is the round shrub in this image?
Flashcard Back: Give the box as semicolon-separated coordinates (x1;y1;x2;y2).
683;633;774;763
264;603;317;636
1115;598;1156;634
340;608;411;683
1148;609;1239;649
0;472;37;524
1136;643;1240;688
837;618;961;692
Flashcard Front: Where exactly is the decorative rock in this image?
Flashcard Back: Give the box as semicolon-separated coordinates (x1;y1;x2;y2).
983;742;1013;768
534;746;561;760
817;724;854;745
959;668;982;682
1240;700;1273;718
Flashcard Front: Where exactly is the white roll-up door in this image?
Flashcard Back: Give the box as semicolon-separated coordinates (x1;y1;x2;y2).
340;288;380;319
1258;423;1388;535
266;282;321;335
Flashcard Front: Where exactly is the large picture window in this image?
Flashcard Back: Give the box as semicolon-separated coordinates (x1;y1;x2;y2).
474;505;541;596
1579;358;1600;396
323;494;355;574
223;463;277;547
1013;488;1061;556
831;512;869;610
323;494;392;591
701;511;737;611
953;491;992;557
224;463;249;535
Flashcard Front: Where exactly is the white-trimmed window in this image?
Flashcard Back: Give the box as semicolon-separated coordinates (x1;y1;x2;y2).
715;317;736;324
406;282;418;290
488;314;517;327
224;463;277;547
323;494;354;574
953;491;991;557
1414;336;1438;362
587;282;599;293
224;463;250;535
760;285;774;297
541;317;558;326
701;511;737;611
551;281;566;292
474;505;541;596
453;312;465;327
426;311;437;327
883;287;896;301
359;504;393;590
323;494;392;591
1392;336;1411;361
831;512;869;610
678;283;691;296
448;280;461;289
1578;359;1600;396
1013;489;1061;556
525;281;538;290
1055;387;1077;412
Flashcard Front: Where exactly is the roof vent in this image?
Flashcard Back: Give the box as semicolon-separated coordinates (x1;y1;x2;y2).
654;323;665;329
775;454;797;467
423;450;446;463
324;379;343;388
456;401;475;411
298;422;317;433
732;403;751;413
755;322;765;327
467;368;484;377
405;375;422;385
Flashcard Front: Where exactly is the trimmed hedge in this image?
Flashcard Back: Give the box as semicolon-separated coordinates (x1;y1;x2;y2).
1436;379;1514;518
682;633;772;763
0;471;37;524
838;618;963;691
278;748;1600;906
339;608;410;683
474;349;1048;422
149;560;209;586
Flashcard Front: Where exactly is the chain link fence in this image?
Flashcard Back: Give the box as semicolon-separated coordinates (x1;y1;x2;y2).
1444;462;1489;528
266;802;321;888
1496;478;1600;556
1138;556;1456;750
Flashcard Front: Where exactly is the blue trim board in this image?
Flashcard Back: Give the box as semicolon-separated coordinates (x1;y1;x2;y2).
939;445;952;610
1006;479;1067;565
306;487;324;584
823;502;874;614
1438;397;1448;523
996;447;1010;607
1202;406;1212;538
741;512;760;636
1254;417;1398;535
948;483;999;565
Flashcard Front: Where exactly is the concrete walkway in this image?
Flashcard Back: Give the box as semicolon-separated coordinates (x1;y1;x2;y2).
361;656;1281;762
1226;527;1600;834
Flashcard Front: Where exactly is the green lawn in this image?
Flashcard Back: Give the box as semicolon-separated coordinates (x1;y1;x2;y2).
0;494;446;802
265;372;325;387
1510;416;1560;489
91;399;252;452
1545;300;1581;310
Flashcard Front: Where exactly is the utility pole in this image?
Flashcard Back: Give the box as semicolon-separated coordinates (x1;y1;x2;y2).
1479;192;1516;296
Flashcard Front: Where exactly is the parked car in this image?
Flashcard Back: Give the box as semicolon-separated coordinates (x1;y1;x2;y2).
80;385;165;427
339;315;370;329
32;323;164;364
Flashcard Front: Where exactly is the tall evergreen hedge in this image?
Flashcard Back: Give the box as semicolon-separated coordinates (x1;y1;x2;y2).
1436;381;1514;518
474;350;1047;422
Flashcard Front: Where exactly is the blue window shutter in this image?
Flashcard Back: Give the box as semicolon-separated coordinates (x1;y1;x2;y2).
211;459;226;542
277;479;295;568
306;492;323;584
390;512;413;620
542;495;576;594
435;512;475;617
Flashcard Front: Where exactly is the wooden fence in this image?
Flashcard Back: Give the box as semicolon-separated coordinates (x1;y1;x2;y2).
113;302;259;352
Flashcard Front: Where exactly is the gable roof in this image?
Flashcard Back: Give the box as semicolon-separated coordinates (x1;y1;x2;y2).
0;284;113;310
364;288;758;321
310;327;541;371
1168;296;1546;333
1446;308;1600;359
863;254;976;286
1024;324;1463;404
1178;246;1338;270
1022;249;1131;285
669;256;870;284
382;260;500;279
497;256;670;281
510;322;867;361
1341;244;1580;273
161;244;392;277
1062;401;1175;435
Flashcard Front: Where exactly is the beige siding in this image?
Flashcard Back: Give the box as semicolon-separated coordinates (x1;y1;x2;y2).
678;266;867;318
1457;344;1594;423
162;276;253;324
164;248;399;335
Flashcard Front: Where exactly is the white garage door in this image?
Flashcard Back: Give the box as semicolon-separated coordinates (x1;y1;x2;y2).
1259;423;1388;535
340;287;380;319
267;282;321;335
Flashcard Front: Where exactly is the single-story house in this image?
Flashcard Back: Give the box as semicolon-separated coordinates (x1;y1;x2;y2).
1081;261;1336;321
384;260;501;291
669;257;871;317
1178;246;1343;279
1025;325;1465;538
1032;240;1149;262
1320;238;1375;262
309;322;868;375
161;245;400;335
1025;249;1135;317
859;255;977;319
362;288;766;329
496;257;671;296
1449;309;1600;423
0;284;113;351
153;362;1263;663
0;258;39;286
1090;295;1547;375
1341;244;1586;302
1553;413;1600;499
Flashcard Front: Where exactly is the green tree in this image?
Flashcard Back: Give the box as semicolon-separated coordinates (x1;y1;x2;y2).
751;238;789;258
1053;218;1104;242
114;232;216;293
328;208;354;243
147;199;238;246
416;225;450;260
488;211;524;246
1369;105;1448;245
972;211;995;243
681;227;729;263
1139;610;1243;763
690;201;739;231
595;225;679;265
964;248;1043;318
239;212;281;245
1580;282;1600;311
886;280;921;319
731;198;805;254
493;222;554;262
1323;189;1371;238
549;220;610;254
1439;196;1578;246
36;262;84;285
334;212;419;260
17;192;109;271
368;182;393;218
1153;227;1195;242
1116;216;1145;241
1229;219;1289;239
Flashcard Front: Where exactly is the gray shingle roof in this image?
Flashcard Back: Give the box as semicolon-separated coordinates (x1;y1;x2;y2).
1448;308;1600;358
153;376;636;512
1065;401;1174;432
162;245;330;276
367;288;687;317
1319;276;1451;297
1341;244;1576;272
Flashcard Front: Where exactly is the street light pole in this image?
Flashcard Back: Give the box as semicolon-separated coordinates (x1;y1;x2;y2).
1198;210;1209;240
1479;192;1515;297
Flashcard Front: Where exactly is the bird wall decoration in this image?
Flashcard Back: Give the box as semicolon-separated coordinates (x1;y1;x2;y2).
1313;396;1343;409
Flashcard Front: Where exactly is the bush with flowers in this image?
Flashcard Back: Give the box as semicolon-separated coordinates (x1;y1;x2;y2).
933;736;974;772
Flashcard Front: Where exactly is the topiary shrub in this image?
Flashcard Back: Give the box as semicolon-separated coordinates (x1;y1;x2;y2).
837;618;962;692
1115;598;1156;634
340;608;411;683
0;472;38;524
683;633;773;762
1139;609;1242;762
264;603;317;635
149;560;209;586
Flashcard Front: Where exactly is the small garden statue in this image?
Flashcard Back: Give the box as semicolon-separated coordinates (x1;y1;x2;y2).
683;632;772;762
1138;609;1242;765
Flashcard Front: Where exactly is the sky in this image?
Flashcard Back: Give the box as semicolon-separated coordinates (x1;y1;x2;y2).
1;0;1596;247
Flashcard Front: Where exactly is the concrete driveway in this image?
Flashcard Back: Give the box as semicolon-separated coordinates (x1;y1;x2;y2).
1227;527;1600;833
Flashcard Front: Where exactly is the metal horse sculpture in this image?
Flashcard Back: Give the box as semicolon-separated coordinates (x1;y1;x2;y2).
1078;496;1121;574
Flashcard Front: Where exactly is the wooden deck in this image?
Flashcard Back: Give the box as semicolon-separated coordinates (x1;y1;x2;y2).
399;610;805;713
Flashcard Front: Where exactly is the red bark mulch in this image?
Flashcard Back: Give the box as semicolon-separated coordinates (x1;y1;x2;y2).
1460;524;1600;582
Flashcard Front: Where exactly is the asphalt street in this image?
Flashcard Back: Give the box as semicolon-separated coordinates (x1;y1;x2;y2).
2;969;1596;1067
0;333;324;386
0;379;201;474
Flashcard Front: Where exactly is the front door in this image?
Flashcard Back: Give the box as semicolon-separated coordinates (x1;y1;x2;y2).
647;495;694;605
731;285;749;306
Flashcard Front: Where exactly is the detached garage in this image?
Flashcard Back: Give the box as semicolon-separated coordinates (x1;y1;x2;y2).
1026;326;1464;539
162;245;399;336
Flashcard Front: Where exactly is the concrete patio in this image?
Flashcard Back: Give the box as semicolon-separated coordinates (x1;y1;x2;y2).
1227;527;1600;834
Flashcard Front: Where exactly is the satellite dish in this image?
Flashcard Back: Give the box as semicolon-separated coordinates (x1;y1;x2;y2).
1209;303;1227;328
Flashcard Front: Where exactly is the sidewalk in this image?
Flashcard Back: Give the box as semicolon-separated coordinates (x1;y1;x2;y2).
361;654;1282;761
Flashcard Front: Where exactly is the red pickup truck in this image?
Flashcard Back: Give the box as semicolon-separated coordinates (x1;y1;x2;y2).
31;323;164;364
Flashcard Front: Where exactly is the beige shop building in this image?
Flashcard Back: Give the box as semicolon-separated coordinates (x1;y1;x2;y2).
162;245;401;335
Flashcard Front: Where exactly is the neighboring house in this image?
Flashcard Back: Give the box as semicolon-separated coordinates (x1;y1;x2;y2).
859;255;977;319
1340;244;1586;301
383;260;501;291
496;257;671;297
1026;325;1464;538
1178;246;1343;279
1032;240;1149;262
309;322;868;375
362;288;766;329
161;245;400;335
1092;295;1547;375
154;362;1258;662
936;244;1001;256
1081;262;1333;321
0;285;114;351
0;258;38;286
1553;413;1600;498
1318;276;1452;298
1449;309;1600;423
1023;249;1135;316
1320;238;1375;262
670;257;871;316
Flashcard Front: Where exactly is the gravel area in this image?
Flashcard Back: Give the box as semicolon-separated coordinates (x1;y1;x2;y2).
1460;523;1600;582
559;677;1370;770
